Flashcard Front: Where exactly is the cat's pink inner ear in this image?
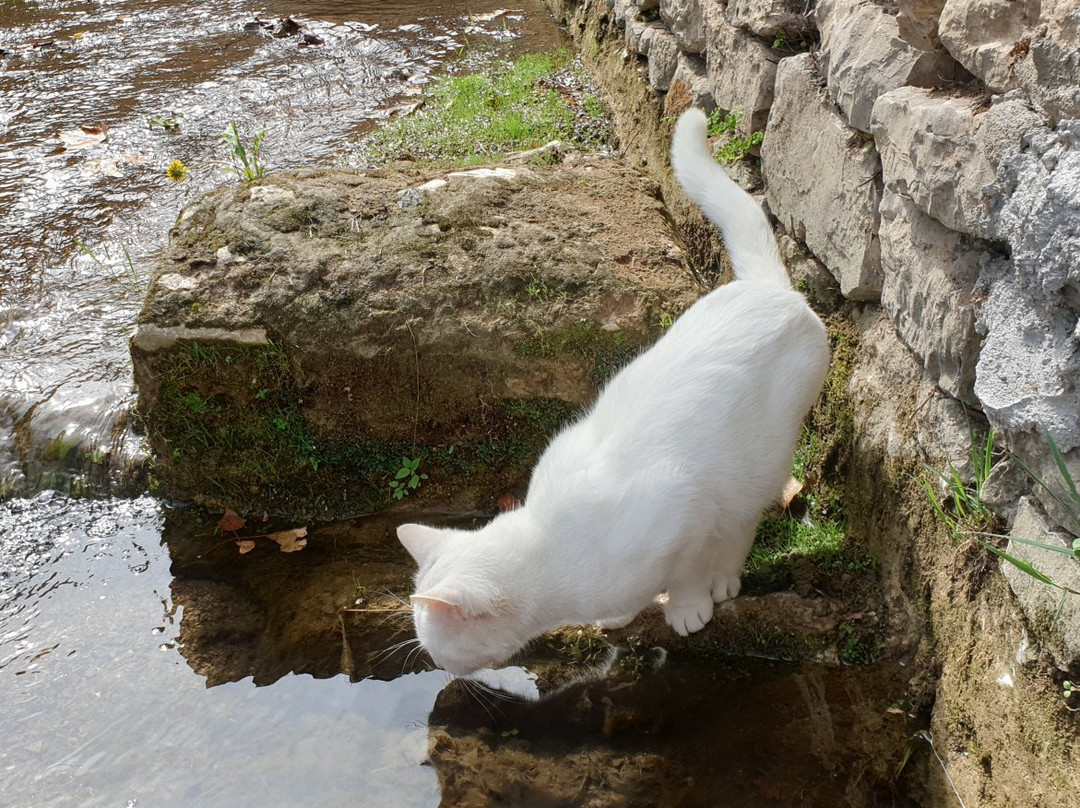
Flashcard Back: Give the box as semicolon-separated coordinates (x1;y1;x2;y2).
410;594;465;621
396;523;445;566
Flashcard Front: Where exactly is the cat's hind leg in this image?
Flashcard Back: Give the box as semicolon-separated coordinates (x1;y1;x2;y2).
595;613;638;630
707;514;759;605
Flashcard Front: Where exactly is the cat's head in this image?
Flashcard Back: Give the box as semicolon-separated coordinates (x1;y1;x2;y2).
397;521;534;676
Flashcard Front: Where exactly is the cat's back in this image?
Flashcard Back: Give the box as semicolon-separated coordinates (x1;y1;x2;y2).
529;279;827;506
609;280;826;407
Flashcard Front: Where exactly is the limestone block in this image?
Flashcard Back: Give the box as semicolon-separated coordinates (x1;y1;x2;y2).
975;268;1080;457
132;163;699;516
848;316;973;470
725;0;816;38
896;0;946;51
671;52;716;112
761;54;882;301
975;120;1080;453
938;0;1040;93
630;19;667;55
870;88;993;237
990;122;1080;302
660;0;706;53
1014;0;1080;124
642;25;680;90
817;0;963;132
1004;498;1080;666
878;188;986;404
871;87;1043;238
705;5;780;136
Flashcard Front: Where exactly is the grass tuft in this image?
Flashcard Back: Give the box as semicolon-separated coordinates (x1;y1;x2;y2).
350;50;613;167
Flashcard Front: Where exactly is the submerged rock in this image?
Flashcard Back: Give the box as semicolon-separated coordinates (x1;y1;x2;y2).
132;160;698;517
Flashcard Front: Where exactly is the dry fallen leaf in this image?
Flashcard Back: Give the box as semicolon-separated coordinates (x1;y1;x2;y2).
497;491;522;512
268;527;308;552
58;122;108;150
778;476;804;510
81;152;151;177
218;508;246;532
236;539;256;555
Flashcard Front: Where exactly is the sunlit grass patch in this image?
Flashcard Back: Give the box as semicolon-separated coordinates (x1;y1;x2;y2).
350;50;613;166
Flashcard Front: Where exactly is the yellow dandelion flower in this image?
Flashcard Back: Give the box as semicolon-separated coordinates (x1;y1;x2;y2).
166;160;188;183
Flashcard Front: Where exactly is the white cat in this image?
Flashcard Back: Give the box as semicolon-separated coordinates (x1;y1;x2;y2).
397;108;830;676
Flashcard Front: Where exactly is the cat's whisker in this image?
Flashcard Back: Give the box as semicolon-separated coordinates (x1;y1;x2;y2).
467;677;524;703
401;638;429;675
372;609;413;631
370;637;419;667
380;589;412;609
459;677;504;722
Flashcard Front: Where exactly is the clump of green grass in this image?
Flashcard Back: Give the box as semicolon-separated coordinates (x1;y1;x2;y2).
221;122;266;181
352;50;612;166
920;426;997;538
748;516;847;570
75;237;146;294
921;426;1080;596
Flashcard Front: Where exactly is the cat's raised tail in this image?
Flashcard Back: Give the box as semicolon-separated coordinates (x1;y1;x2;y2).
670;108;790;289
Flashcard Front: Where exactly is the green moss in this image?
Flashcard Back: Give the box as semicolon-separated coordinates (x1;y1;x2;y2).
145;338;580;517
41;434;81;462
744;314;869;596
515;320;640;386
836;622;881;665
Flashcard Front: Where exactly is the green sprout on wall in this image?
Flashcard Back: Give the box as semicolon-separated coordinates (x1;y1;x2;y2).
706;107;764;163
389;456;428;500
922;427;1080;596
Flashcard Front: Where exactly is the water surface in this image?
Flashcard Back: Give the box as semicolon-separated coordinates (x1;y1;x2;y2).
0;494;447;807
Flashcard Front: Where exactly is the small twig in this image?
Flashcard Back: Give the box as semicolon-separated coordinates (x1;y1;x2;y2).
342;607;413;614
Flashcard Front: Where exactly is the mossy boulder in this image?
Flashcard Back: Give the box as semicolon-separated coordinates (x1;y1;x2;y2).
132;160;699;517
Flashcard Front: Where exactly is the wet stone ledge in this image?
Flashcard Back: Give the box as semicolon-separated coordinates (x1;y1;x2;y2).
131;160;699;518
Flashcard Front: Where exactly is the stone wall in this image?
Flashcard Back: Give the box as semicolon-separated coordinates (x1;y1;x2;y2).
546;0;1080;802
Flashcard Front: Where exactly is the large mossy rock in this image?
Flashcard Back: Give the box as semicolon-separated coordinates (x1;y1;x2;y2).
132;160;699;517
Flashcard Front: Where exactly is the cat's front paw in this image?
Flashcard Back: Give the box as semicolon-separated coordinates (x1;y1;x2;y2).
663;598;714;636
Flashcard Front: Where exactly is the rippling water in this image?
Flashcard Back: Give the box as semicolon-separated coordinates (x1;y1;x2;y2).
0;0;562;496
0;493;449;807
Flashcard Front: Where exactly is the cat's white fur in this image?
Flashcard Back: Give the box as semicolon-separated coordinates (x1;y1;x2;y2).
398;108;830;676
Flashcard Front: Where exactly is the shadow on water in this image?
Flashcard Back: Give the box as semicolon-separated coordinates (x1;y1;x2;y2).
165;508;935;807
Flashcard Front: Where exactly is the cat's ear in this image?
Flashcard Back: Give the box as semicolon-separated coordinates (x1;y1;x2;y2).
396;523;446;567
410;593;465;622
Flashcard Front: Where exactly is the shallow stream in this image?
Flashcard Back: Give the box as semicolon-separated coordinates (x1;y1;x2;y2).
1;2;933;805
